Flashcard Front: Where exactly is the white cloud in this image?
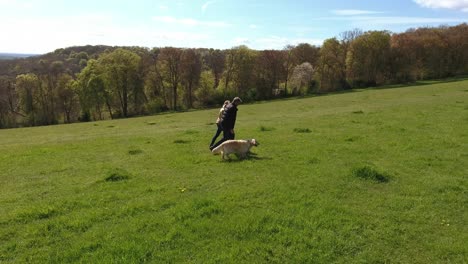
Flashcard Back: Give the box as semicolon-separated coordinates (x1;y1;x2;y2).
314;15;467;26
0;14;114;53
414;0;468;12
0;0;17;5
202;1;216;13
153;16;177;23
289;26;323;37
348;15;467;25
233;37;251;46
0;0;34;9
332;9;383;16
159;5;168;11
152;16;229;27
0;14;214;53
249;24;259;29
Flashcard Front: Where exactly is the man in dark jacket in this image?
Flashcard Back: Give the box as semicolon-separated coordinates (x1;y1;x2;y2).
210;97;242;150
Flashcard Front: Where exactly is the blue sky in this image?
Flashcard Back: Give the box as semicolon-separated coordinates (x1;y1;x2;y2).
1;0;467;53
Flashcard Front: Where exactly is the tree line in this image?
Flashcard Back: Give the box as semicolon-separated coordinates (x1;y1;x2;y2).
0;23;467;128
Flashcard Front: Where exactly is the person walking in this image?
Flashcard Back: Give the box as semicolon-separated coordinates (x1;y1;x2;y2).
210;97;242;151
209;100;230;149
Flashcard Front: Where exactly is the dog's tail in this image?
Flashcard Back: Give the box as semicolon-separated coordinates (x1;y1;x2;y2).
211;144;223;154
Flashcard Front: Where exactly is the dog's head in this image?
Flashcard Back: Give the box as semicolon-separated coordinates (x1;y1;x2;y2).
250;139;259;146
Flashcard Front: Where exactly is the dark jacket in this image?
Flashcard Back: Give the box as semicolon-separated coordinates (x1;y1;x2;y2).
220;103;237;130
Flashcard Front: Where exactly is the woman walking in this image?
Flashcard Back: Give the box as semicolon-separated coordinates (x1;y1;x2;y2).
209;100;230;149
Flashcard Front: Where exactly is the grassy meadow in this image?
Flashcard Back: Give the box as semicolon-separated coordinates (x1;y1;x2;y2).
0;80;467;263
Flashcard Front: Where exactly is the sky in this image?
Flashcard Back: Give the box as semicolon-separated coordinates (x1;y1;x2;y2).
1;0;467;54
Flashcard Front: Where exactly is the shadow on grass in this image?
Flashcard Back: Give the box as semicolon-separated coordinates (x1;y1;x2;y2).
315;76;468;98
174;139;190;144
219;152;272;162
128;149;143;155
16;207;58;222
167;76;468;119
259;125;276;132
256;75;468;104
373;76;468;91
294;128;311;133
352;165;389;183
105;168;130;182
184;129;199;134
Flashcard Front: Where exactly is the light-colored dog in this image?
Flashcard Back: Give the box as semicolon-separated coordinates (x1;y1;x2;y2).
212;139;259;160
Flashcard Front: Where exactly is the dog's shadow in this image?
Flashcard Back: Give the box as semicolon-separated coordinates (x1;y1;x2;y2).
222;152;272;162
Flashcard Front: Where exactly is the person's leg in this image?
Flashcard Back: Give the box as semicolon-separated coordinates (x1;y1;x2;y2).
211;127;230;150
209;124;222;147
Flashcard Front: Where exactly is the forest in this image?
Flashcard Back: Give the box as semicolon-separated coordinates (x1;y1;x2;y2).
0;23;467;128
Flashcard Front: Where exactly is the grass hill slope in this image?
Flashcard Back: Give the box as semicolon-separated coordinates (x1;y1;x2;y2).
0;80;467;263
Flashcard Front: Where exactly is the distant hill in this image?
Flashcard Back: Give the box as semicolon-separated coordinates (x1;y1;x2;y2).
0;53;39;60
0;45;116;76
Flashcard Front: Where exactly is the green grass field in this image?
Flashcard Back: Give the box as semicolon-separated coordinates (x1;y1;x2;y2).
1;80;467;263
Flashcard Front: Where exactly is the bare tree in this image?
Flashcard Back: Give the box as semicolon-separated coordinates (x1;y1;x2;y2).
317;38;347;92
158;47;183;110
0;76;20;127
56;74;78;123
282;45;295;95
204;49;225;89
256;50;284;98
292;43;320;65
346;31;391;87
181;49;202;109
